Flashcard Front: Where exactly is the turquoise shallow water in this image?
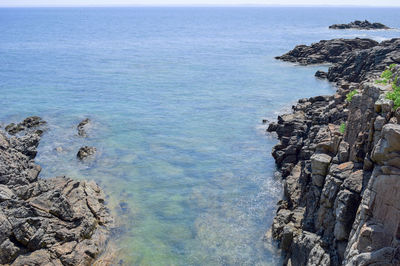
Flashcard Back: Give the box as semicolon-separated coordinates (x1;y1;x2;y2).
1;7;400;265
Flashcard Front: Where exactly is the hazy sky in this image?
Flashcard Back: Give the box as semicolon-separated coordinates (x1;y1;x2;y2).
1;0;400;7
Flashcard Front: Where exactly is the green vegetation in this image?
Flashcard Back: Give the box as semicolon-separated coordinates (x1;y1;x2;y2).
339;123;346;134
346;89;358;102
377;64;400;110
375;65;398;85
386;82;400;110
375;69;393;85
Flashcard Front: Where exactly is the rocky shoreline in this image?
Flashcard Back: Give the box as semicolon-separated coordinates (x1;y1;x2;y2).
268;37;400;265
0;118;112;265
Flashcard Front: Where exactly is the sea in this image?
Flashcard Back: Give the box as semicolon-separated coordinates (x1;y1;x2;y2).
1;6;399;265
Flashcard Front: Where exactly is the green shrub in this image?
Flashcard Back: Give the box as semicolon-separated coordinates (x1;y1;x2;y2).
381;69;393;79
380;65;400;110
339;123;346;134
386;81;400;110
346;89;358;102
375;67;394;85
393;75;399;90
375;79;388;85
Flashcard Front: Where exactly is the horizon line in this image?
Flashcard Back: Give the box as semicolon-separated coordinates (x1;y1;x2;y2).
1;4;400;8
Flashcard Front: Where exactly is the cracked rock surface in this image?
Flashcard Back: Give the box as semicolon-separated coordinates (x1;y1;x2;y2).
269;39;400;265
0;119;112;265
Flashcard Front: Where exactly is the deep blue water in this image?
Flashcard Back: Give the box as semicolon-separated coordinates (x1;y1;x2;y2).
1;7;399;265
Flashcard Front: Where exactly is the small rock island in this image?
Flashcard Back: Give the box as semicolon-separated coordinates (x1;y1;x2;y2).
329;20;390;30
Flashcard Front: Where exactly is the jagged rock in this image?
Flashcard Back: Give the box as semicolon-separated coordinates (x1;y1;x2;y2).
337;141;349;163
0;118;112;265
374;116;386;131
329;20;390;30
271;37;400;266
275;38;378;65
280;225;294;251
77;146;96;160
311;153;332;186
290;231;330;266
328;39;400;83
334;190;360;241
329;162;354;180
276;37;400;83
272;208;292;239
315;70;328;79
345;123;400;264
342;170;363;194
5;116;46;135
372;124;400;166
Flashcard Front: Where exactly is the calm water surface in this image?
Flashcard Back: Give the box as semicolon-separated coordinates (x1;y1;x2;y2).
1;7;399;265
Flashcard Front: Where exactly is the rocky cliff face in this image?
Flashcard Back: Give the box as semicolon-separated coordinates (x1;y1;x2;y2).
0;118;113;265
269;39;400;265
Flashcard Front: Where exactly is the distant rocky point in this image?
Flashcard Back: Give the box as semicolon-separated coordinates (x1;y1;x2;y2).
329;20;390;30
275;38;379;65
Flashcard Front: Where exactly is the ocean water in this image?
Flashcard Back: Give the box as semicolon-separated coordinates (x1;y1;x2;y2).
1;7;399;265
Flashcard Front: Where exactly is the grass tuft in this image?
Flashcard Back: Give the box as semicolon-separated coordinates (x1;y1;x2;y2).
346;90;358;102
339;123;346;134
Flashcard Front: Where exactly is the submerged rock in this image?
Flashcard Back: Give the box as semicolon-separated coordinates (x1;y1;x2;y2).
77;118;90;137
77;146;97;160
0;118;112;265
329;20;390;30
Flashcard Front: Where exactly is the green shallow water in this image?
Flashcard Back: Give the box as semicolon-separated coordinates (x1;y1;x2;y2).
1;6;400;266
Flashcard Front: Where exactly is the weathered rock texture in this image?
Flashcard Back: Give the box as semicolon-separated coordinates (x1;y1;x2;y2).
0;119;112;265
329;20;391;30
269;38;400;265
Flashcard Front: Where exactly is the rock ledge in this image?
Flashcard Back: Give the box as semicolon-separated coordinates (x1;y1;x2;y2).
0;118;113;265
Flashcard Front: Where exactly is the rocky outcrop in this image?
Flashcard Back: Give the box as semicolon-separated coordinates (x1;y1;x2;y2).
344;124;400;265
77;146;97;160
5;116;46;135
269;39;400;265
276;37;400;84
275;38;378;65
0;119;112;265
328;38;400;83
329;20;390;30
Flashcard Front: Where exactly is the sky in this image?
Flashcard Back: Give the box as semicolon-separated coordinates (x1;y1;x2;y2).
1;0;400;7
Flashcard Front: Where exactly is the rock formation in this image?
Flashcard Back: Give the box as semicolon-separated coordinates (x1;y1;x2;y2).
77;146;97;160
269;38;400;265
275;38;378;65
329;20;390;30
77;118;90;137
277;37;400;83
0;118;112;265
5;116;46;135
